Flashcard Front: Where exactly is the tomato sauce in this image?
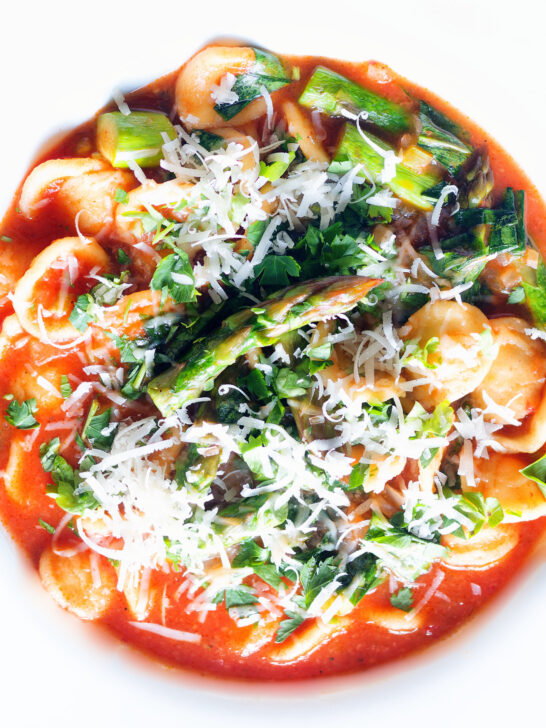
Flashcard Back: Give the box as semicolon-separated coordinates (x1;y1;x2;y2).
0;46;545;681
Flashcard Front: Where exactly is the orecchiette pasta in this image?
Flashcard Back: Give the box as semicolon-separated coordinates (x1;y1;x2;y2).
401;300;495;409
463;453;546;522
39;547;117;620
12;236;110;342
442;525;519;569
470;317;546;423
175;46;269;129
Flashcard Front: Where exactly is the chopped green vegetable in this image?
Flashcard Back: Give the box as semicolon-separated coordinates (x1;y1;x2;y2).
97;111;177;168
418;101;472;175
299;66;413;135
347;462;370;491
40;438;99;515
254;255;301;287
114;188;129;204
274;368;311;398
148;275;381;416
117;248;131;265
69;293;97;332
330;124;441;210
213;585;259;609
523;259;546;326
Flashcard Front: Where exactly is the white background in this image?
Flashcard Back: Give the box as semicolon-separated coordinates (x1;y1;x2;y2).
1;1;545;726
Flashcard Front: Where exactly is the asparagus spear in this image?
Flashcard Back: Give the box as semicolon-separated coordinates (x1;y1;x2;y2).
459;150;494;209
214;48;291;121
329;123;441;210
97;111;177;168
148;276;381;417
417;102;472;175
298;66;413;135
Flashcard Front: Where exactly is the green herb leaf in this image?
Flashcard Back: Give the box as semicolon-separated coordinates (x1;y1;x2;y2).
275;609;305;643
69;293;97;331
60;375;73;399
214;48;291;121
347;462;369;491
213;585;259;609
520;454;546;499
254;255;301;287
507;286;525;304
274;368;311;398
117;247;131;264
82;403;117;451
300;556;338;608
150;250;196;303
5;397;39;429
114;187;129;204
38;518;56;535
390;586;414;612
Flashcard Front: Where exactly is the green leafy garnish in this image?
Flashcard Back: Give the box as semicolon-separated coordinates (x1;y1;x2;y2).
38;518;56;535
60;375;73;399
213;585;259;609
274;368;311;398
214;48;291;121
114;187;129;204
520;454;546;498
390;587;414;612
4;397;39;429
150;250;196;303
39;438;99;514
69;293;97;331
254;255;301;287
275;610;305;643
117;248;131;264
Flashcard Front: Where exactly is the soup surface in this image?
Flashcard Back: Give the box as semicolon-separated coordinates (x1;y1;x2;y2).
1;44;545;680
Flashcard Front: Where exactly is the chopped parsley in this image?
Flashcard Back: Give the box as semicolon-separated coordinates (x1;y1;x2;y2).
4;397;39;429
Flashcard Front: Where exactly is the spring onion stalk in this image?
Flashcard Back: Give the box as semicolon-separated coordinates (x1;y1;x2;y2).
329;124;441;210
97;111;177;168
148;276;381;417
298;66;413;135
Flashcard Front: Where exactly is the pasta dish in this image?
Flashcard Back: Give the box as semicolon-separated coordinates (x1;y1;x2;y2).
0;44;545;679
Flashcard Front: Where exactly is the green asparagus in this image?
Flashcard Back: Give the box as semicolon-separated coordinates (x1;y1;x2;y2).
299;66;413;135
148;276;381;416
417;102;472;175
97;111;177;168
329;123;441;210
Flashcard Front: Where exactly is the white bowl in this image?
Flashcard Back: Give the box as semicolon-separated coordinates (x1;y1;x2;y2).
1;1;545;725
